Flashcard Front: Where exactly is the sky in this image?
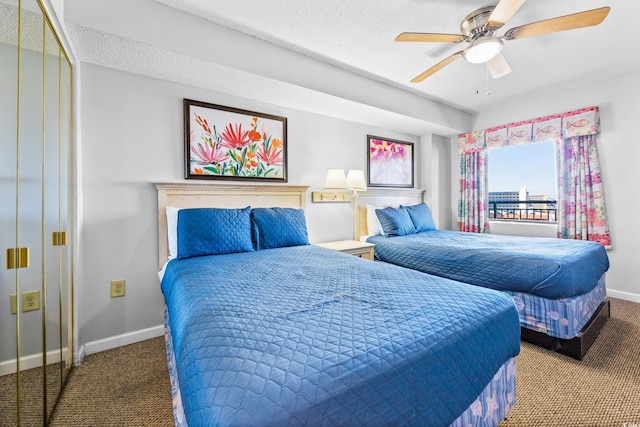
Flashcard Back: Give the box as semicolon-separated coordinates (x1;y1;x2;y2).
488;141;557;199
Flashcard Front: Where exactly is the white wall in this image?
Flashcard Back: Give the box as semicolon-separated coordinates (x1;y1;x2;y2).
77;63;426;347
64;0;469;137
431;135;452;230
465;68;640;302
489;221;556;238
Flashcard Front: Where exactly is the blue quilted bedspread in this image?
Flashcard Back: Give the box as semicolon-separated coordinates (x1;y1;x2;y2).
368;231;609;299
161;245;520;426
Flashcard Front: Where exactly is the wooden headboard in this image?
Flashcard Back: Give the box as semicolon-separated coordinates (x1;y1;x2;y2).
154;182;309;269
355;188;425;240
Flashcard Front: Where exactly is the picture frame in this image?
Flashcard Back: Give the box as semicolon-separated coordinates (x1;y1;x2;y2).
184;99;287;181
367;135;414;188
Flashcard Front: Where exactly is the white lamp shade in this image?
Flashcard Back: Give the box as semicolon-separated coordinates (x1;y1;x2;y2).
324;169;348;189
487;52;512;79
346;169;367;190
463;38;503;64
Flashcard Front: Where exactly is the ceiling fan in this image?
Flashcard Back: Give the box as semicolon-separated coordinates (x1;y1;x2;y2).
396;0;610;82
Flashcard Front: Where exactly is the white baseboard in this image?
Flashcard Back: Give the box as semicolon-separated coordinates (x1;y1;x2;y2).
607;289;640;304
76;345;85;366
82;324;164;357
2;325;164;374
0;347;69;376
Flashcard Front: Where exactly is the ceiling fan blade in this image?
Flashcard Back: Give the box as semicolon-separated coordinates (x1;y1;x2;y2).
504;7;610;40
487;52;512;79
488;0;526;26
395;32;465;43
411;51;464;83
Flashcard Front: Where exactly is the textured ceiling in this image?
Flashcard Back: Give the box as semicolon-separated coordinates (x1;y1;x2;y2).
154;0;638;113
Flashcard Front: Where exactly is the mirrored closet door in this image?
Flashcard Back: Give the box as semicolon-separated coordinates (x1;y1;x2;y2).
0;0;73;425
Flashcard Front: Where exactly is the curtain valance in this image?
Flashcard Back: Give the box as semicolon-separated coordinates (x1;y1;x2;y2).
458;106;600;153
457;130;486;154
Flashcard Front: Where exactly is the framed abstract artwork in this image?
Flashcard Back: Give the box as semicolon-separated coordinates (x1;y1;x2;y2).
367;135;414;188
184;99;287;181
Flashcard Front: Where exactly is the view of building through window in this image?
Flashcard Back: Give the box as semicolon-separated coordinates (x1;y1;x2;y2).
488;140;557;222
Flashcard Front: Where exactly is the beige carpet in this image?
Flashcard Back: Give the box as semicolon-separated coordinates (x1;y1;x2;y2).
500;297;640;426
0;361;68;426
50;338;173;426
48;297;640;426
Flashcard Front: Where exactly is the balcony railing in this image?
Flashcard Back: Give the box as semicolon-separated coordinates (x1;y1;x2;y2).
489;200;557;222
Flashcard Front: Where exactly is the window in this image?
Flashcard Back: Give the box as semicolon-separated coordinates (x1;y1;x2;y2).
488;140;557;222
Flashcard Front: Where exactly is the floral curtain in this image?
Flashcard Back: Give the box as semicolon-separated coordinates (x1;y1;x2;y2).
457;132;490;233
556;134;611;246
458;106;611;246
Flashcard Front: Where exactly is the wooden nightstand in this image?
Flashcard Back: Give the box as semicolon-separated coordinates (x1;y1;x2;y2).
316;240;375;260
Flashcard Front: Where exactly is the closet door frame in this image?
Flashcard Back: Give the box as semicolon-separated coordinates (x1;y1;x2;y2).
1;0;74;424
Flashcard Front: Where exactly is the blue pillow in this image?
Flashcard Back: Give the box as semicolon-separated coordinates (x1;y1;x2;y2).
375;207;416;236
251;207;309;250
402;203;436;232
177;207;253;259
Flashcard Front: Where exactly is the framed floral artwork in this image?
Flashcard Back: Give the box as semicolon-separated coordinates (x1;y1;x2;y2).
367;135;414;188
184;99;287;181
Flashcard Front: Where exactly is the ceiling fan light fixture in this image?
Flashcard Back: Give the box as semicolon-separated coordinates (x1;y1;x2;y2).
463;38;503;64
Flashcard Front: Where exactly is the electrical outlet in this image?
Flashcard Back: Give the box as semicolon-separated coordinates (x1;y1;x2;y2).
10;293;17;315
110;279;125;298
22;290;40;312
